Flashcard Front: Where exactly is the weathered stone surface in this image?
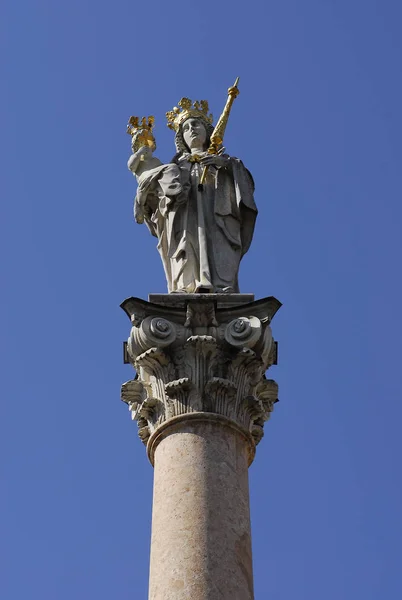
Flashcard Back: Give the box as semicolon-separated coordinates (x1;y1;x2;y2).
121;294;280;456
148;418;254;600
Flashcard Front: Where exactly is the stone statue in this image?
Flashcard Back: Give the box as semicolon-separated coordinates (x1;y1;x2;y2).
127;81;257;293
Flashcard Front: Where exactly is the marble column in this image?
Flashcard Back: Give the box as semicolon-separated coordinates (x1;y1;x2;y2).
121;294;280;600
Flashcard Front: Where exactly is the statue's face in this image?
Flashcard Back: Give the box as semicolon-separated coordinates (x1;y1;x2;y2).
182;118;207;151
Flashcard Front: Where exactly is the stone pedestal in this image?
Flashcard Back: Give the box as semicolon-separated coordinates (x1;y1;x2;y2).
121;294;280;600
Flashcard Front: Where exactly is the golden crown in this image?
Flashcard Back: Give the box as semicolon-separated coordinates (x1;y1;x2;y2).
166;98;213;132
126;115;156;150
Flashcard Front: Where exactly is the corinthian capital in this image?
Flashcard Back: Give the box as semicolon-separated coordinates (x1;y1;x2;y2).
120;294;280;463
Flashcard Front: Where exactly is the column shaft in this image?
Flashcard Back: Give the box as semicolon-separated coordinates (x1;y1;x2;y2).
148;418;254;600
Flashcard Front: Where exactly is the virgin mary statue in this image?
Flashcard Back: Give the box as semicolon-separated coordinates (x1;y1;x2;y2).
127;98;257;293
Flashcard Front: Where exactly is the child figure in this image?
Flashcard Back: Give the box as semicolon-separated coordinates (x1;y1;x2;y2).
126;117;184;239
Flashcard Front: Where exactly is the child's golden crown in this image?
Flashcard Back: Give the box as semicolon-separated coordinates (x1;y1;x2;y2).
126;116;156;150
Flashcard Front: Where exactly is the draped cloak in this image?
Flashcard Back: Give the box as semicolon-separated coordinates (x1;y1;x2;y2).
134;153;257;293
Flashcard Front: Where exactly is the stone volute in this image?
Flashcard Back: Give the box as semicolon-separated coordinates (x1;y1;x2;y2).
120;293;280;600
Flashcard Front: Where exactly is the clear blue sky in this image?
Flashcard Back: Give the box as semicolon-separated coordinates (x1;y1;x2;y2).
2;1;402;598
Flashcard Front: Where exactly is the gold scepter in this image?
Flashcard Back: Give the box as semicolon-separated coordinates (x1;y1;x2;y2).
198;77;240;191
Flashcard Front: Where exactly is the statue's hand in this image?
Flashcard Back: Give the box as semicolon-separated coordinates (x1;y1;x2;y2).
136;145;153;159
200;155;230;169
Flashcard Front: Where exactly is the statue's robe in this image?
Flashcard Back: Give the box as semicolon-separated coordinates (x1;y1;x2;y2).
135;153;257;293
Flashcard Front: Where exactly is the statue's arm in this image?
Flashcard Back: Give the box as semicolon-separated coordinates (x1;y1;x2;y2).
127;152;141;174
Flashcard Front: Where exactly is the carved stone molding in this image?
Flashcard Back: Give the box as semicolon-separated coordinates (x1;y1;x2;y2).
121;294;280;459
